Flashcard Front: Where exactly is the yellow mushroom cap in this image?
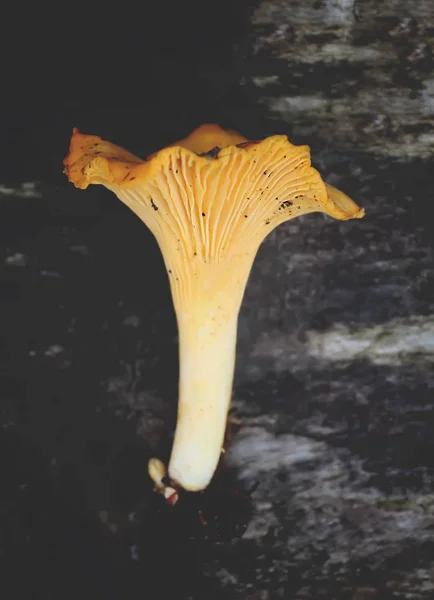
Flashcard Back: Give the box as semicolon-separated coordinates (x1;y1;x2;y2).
64;124;364;258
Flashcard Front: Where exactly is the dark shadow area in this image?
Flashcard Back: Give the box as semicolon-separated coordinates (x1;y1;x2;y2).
1;4;260;599
1;1;263;183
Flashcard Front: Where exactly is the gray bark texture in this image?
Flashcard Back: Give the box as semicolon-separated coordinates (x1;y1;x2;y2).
247;0;434;159
227;1;434;597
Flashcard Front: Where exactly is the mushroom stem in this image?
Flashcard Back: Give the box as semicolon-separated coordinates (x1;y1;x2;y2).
165;253;257;492
168;307;239;491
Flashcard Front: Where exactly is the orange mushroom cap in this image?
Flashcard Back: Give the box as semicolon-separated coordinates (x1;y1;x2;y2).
64;123;364;228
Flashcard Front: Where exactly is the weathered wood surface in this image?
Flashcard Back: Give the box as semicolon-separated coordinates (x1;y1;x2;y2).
228;2;434;597
246;0;434;159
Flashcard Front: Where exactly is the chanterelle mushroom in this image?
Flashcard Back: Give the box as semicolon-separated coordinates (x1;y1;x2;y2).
64;124;364;492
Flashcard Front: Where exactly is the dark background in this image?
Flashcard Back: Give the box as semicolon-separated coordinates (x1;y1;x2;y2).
1;2;434;599
0;2;262;182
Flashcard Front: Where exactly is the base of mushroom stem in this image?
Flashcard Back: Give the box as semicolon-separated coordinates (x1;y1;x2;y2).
148;452;226;504
148;412;243;500
148;458;179;505
146;453;254;543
